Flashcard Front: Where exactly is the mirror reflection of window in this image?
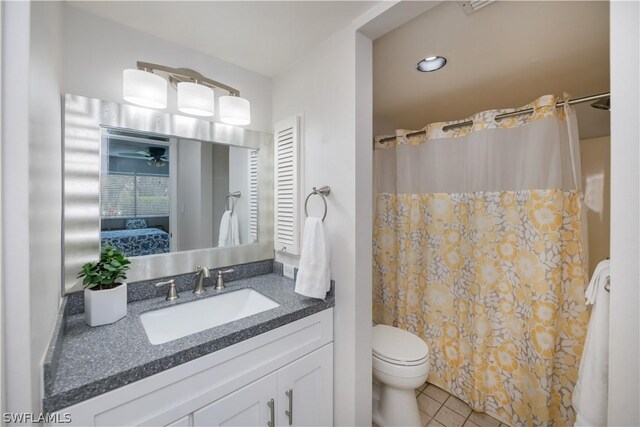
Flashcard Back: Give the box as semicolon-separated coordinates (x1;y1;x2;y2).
100;129;172;257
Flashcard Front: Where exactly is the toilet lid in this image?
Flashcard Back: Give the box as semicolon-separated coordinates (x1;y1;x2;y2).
373;325;429;365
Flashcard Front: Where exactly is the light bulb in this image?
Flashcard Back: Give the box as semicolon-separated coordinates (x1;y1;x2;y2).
416;56;447;72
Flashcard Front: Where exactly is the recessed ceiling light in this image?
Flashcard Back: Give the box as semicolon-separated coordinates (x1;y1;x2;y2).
417;56;447;72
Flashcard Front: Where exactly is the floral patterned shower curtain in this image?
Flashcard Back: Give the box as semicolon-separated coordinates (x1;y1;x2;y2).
373;95;589;427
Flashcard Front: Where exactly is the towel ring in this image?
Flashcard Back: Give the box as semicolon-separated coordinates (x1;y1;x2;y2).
225;191;241;213
304;186;331;221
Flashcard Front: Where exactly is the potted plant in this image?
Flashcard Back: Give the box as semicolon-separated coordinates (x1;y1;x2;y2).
77;245;131;327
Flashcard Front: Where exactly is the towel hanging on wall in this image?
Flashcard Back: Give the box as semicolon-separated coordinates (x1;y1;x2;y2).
218;210;239;247
573;259;610;427
295;217;331;300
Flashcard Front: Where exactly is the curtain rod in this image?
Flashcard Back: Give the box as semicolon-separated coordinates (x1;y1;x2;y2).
376;92;610;144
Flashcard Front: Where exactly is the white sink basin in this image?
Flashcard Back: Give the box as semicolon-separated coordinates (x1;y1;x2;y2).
140;288;280;345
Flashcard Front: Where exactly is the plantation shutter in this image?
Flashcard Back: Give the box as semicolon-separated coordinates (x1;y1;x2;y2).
249;149;259;243
274;116;300;255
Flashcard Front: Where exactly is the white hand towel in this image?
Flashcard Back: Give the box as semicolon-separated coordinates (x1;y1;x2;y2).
295;217;331;300
228;211;240;245
572;259;610;427
218;211;240;247
218;210;230;247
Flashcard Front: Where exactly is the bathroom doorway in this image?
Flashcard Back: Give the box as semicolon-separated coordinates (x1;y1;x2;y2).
371;2;610;425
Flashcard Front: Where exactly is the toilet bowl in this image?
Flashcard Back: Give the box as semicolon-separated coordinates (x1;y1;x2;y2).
372;325;430;427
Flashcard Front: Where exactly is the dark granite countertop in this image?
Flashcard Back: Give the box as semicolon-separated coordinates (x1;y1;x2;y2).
43;274;334;413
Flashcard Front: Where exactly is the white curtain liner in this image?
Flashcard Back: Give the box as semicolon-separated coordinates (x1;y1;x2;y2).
375;114;582;195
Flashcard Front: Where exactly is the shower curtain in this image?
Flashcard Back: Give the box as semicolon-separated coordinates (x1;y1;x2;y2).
373;95;589;427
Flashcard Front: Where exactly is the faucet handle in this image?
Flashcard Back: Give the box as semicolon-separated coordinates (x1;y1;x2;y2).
215;269;235;291
156;279;178;301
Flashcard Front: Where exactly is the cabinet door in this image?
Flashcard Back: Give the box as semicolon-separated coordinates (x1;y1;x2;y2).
193;373;277;427
165;415;191;427
277;343;333;427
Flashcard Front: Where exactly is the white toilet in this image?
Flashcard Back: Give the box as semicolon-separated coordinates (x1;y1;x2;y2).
372;325;430;427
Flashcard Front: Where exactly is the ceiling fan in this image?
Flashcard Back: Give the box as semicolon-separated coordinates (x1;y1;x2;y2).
117;146;169;167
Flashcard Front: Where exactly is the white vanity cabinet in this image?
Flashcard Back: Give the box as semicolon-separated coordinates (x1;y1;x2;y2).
193;372;277;426
276;344;333;427
52;309;333;427
165;415;190;427
192;343;332;427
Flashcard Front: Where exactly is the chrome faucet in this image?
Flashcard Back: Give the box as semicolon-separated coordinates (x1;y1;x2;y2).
194;266;210;294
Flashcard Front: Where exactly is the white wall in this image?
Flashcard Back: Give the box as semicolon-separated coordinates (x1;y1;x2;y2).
354;30;373;426
580;136;611;276
0;1;4;417
1;0;63;413
272;2;438;423
200;143;214;248
273;27;365;425
211;145;229;244
177;139;206;251
28;0;63;410
62;5;273;134
608;1;640;425
272;17;383;427
1;1;34;414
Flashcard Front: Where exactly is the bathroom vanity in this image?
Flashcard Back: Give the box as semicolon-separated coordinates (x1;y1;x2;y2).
49;94;334;426
43;272;334;426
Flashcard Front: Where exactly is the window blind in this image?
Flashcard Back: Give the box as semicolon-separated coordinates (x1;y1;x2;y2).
101;172;169;217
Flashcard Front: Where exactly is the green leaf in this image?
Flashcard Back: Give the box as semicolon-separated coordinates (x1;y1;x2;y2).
76;246;131;287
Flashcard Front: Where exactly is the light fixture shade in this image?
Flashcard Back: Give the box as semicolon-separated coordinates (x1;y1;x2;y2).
219;96;251;125
177;82;215;116
122;69;167;109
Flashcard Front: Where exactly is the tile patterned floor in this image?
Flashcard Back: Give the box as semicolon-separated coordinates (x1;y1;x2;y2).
415;382;508;427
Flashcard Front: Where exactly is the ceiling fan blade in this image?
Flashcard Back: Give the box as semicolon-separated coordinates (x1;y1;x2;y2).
117;151;150;158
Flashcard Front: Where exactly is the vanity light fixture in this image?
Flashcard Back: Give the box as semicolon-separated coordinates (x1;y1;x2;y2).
177;82;214;117
417;56;447;72
123;61;251;125
219;95;251;126
123;69;168;109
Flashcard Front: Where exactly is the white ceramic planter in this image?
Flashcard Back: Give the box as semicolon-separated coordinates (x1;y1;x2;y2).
84;283;127;327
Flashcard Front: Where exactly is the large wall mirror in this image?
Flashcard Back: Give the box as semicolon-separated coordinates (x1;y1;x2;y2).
63;94;273;293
